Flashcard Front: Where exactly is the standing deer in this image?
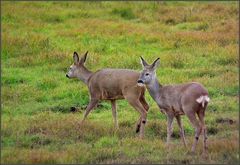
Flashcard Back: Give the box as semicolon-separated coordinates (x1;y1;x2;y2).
66;51;149;138
137;57;210;154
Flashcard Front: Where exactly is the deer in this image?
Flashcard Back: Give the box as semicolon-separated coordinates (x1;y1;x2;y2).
66;51;149;138
137;57;210;155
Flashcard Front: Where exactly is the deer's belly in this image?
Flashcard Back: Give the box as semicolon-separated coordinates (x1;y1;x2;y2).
171;105;185;116
158;101;184;116
100;89;124;100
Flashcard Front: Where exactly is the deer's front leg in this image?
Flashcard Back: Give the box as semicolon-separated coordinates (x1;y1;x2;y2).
111;100;118;129
176;115;187;148
81;99;99;123
158;105;166;115
167;114;174;145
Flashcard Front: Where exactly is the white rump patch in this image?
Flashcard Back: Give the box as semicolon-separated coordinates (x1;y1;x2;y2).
196;95;210;107
196;96;204;103
205;96;210;102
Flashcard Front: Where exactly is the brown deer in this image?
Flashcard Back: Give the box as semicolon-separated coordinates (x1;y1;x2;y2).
137;57;210;154
66;51;149;138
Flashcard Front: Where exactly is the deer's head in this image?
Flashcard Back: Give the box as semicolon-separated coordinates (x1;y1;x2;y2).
137;57;160;86
66;51;89;82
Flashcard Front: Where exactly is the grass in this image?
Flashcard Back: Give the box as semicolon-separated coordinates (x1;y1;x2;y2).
1;1;239;164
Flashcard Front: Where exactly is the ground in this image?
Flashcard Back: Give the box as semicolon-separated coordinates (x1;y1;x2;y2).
1;1;239;164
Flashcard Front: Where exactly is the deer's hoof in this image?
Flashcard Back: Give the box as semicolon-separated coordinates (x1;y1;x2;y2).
70;107;78;112
186;150;195;156
139;135;144;139
201;152;209;159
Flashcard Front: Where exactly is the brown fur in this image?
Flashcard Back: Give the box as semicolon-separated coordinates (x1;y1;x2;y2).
66;52;149;138
138;57;210;155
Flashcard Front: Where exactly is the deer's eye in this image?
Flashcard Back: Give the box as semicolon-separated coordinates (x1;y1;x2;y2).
145;73;149;76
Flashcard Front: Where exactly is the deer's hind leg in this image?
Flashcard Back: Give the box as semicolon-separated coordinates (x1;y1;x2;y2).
197;110;208;155
135;116;142;133
124;92;148;138
185;110;202;153
135;95;149;133
139;95;149;111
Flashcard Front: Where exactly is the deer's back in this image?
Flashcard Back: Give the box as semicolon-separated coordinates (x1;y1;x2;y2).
163;82;208;98
88;69;142;100
160;82;208;114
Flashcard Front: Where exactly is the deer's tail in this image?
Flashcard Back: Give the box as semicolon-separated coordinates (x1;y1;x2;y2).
196;95;210;108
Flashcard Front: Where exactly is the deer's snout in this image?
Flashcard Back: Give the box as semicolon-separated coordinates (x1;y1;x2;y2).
66;74;69;78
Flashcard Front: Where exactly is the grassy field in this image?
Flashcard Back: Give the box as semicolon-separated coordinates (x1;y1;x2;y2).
1;1;239;164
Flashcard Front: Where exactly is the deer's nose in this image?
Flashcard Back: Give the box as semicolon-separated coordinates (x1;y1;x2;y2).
137;80;144;84
66;74;69;78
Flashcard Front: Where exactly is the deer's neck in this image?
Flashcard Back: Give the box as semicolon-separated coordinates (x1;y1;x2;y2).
77;67;93;84
146;78;163;103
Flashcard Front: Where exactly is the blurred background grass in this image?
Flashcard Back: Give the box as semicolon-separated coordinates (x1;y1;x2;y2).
1;1;239;164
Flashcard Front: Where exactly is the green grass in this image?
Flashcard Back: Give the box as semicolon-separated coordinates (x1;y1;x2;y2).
1;1;239;164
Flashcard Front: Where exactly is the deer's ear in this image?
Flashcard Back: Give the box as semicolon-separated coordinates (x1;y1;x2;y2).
140;56;149;68
73;52;79;64
80;51;88;64
150;58;160;70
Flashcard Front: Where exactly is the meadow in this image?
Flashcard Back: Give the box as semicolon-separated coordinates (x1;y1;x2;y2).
1;1;239;164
